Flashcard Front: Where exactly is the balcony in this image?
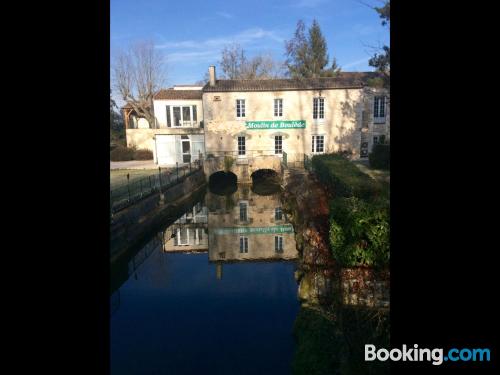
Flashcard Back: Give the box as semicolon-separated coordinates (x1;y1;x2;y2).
155;120;204;129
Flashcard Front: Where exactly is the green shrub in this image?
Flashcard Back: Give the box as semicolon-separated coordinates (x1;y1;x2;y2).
110;145;135;161
311;154;382;201
133;148;153;160
369;144;390;170
224;156;234;172
329;197;390;267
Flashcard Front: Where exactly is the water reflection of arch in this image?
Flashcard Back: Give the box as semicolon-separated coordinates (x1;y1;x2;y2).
206;186;297;263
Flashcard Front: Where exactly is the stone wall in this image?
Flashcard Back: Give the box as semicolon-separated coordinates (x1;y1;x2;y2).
340;268;390;308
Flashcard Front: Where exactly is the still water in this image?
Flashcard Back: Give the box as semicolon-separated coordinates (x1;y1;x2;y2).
111;181;300;375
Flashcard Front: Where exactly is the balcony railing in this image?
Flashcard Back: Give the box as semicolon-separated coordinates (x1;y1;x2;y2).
154;120;203;129
204;150;279;159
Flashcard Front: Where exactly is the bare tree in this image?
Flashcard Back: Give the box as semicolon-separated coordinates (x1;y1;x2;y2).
112;40;165;127
240;53;285;79
219;43;284;79
219;43;247;79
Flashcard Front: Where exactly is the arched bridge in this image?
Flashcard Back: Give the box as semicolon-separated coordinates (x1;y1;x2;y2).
203;150;284;184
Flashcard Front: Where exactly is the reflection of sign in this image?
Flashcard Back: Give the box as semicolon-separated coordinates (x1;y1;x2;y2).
246;120;306;129
214;225;294;235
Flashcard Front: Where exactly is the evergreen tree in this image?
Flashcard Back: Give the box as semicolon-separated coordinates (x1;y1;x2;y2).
285;19;339;78
308;20;329;77
368;1;390;86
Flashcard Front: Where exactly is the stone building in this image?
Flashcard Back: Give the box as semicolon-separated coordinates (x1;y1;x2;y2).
123;66;389;169
202;66;389;165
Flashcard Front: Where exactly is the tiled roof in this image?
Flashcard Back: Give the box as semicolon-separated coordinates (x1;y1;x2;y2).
120;102;152;110
154;89;203;100
202;72;380;92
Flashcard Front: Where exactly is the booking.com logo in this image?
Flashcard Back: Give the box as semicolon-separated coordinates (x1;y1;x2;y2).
365;344;491;366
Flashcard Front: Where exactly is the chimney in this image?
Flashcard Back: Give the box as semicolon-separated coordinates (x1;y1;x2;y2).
209;65;216;87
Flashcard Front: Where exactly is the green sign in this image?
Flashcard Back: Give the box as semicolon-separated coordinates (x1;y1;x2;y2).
245;120;306;129
214;225;294;235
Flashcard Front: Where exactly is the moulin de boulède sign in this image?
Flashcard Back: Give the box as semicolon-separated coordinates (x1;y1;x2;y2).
245;120;306;130
214;225;294;235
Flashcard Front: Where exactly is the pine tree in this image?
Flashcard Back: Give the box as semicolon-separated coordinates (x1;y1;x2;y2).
369;1;390;86
285;19;339;78
308;20;329;78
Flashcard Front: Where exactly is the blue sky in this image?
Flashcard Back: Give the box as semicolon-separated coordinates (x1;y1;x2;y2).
111;0;388;102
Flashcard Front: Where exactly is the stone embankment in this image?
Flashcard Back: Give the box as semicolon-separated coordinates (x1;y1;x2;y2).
282;168;389;309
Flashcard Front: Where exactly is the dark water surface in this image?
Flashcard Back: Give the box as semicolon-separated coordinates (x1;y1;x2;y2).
111;182;300;375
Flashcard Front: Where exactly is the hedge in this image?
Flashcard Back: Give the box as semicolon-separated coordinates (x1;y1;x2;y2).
369;144;390;170
110;146;153;161
110;146;135;161
311;154;382;201
133;149;153;160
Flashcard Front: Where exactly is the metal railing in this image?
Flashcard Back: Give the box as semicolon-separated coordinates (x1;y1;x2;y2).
205;150;280;159
110;159;203;215
304;154;312;171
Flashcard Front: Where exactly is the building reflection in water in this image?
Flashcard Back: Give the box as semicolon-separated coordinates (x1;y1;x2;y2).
206;185;298;273
159;184;298;279
162;202;209;253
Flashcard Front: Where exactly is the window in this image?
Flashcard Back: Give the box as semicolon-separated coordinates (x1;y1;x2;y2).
373;96;386;123
275;135;283;154
168;106;198;127
166;106;171;127
176;228;189;246
238;136;246;156
173;107;181;127
275;207;283;221
182;107;191;125
240;237;249;253
236;99;246;118
195;228;203;245
373;135;386;146
239;202;248;221
275;236;284;253
274;98;283;117
312;135;325;153
313;98;325;119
